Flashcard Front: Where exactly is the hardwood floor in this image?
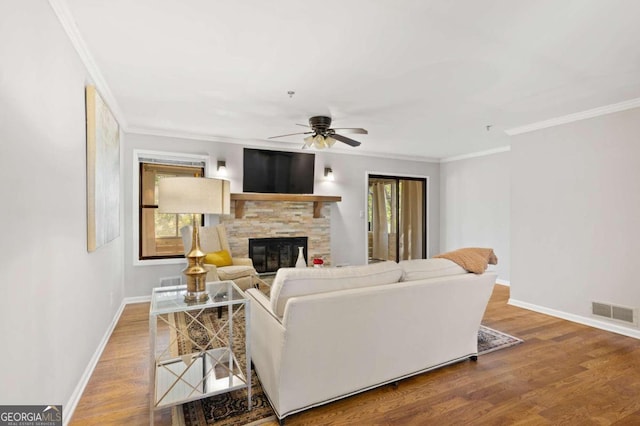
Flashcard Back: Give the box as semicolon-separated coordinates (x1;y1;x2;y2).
70;285;640;425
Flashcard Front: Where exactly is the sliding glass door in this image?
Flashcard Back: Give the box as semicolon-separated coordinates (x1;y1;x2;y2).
368;175;426;262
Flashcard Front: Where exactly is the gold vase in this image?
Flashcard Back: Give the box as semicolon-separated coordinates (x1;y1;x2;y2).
183;217;209;303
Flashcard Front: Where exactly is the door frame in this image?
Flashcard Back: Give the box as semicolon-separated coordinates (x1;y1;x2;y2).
364;171;430;264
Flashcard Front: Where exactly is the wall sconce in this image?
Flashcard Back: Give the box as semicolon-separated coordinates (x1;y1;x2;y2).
217;160;227;177
324;167;334;181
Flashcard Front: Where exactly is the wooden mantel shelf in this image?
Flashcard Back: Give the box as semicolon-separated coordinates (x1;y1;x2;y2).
230;193;342;219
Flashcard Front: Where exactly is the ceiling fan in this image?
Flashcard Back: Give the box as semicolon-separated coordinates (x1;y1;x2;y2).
269;116;367;149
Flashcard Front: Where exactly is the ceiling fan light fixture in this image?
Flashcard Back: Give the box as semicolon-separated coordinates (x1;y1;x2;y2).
303;135;314;148
313;134;326;149
270;115;366;149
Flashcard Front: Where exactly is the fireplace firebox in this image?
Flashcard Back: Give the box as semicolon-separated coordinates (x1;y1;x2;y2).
249;237;308;274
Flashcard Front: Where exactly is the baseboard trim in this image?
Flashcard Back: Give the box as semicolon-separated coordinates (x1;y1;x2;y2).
508;298;640;340
63;300;128;425
495;279;510;287
124;294;152;304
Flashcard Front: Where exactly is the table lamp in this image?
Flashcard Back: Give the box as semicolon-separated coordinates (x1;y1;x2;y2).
158;176;230;303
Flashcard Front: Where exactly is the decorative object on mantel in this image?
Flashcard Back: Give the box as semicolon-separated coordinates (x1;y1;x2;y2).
295;247;307;268
313;258;324;268
230;193;341;219
86;85;120;252
158;177;230;303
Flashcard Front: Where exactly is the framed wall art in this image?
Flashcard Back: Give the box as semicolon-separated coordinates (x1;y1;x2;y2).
86;85;120;252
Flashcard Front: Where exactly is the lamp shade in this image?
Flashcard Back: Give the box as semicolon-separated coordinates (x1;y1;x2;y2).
158;177;230;215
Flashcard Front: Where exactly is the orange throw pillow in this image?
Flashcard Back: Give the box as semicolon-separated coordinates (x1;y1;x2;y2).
204;250;233;267
434;248;497;274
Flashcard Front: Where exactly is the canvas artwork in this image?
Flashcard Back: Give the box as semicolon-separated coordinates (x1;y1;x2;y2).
86;85;120;252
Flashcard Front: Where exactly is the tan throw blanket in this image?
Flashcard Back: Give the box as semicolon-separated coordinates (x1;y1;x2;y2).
434;248;498;274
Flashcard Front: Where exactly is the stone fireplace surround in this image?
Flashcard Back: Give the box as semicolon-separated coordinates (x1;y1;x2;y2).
220;198;332;267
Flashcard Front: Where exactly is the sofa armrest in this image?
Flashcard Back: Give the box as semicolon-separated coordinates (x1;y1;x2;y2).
203;263;220;282
246;288;286;411
246;288;280;323
233;257;254;267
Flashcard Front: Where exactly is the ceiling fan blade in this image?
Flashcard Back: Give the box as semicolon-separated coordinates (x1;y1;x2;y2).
332;133;361;147
296;123;310;128
268;131;312;139
331;127;368;135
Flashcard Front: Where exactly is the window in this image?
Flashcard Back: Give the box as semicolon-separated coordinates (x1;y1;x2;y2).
368;180;396;234
368;175;426;262
139;162;205;260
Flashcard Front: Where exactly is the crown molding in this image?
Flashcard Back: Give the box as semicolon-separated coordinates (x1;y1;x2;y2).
48;0;128;128
440;146;510;163
128;126;274;146
505;97;640;136
127;126;441;164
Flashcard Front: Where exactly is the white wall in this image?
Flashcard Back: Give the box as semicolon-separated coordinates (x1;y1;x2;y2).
0;0;124;417
319;151;440;266
124;133;440;297
511;107;640;335
440;151;511;281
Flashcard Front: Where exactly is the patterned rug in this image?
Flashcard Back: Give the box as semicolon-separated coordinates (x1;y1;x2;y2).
170;311;522;426
168;307;275;426
174;374;274;426
478;325;523;355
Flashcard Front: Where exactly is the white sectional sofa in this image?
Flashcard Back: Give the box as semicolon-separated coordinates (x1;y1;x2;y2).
245;259;497;423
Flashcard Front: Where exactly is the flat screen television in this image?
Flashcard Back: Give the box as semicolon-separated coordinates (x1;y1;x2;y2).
243;148;315;194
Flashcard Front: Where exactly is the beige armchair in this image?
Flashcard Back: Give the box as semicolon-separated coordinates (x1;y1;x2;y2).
181;224;257;291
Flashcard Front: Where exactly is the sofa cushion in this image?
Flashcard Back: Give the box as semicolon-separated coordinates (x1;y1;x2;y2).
270;261;403;317
216;264;257;281
399;258;467;281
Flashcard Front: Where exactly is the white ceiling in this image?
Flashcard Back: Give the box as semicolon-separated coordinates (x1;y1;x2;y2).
61;0;640;159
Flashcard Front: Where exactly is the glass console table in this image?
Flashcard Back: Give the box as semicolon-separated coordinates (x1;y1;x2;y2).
149;280;251;424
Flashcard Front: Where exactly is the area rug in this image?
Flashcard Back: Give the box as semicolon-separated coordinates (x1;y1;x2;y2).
478;325;523;355
170;312;522;425
172;377;274;426
168;308;276;426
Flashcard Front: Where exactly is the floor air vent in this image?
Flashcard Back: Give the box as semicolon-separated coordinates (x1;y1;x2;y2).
592;302;637;325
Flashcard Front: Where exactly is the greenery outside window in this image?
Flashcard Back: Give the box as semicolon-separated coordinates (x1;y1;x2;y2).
139;162;205;260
